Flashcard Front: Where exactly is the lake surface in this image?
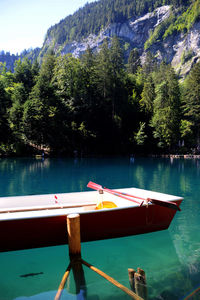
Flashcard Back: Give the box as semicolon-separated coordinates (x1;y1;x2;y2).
0;157;199;300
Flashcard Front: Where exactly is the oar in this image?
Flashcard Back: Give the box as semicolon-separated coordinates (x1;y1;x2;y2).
87;181;144;206
87;181;181;211
107;189;181;211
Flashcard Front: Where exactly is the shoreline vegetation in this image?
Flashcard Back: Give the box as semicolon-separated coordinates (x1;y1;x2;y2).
1;152;200;159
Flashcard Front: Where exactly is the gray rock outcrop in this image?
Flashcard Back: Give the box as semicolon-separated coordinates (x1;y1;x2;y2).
60;5;171;57
45;5;200;77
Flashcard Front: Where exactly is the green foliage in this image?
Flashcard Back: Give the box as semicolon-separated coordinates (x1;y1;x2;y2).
14;58;39;94
163;0;200;39
0;79;11;144
144;12;175;50
140;75;155;113
0;33;199;156
180;119;193;138
128;48;141;74
181;49;194;64
22;53;64;149
150;65;181;148
182;61;200;145
134;122;147;145
8;83;26;137
183;61;200;125
144;1;200;49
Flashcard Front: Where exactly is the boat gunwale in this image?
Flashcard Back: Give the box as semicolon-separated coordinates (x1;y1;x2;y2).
0;188;183;221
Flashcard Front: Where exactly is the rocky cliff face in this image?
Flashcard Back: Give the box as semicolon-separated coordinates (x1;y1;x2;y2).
60;5;171;57
146;17;200;77
44;4;200;78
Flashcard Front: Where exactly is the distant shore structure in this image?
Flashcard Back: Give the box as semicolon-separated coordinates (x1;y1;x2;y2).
151;154;200;159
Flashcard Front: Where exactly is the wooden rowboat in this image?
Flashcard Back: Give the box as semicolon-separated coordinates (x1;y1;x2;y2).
0;185;183;252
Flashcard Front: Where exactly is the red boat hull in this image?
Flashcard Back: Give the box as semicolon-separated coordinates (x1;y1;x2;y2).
0;200;182;252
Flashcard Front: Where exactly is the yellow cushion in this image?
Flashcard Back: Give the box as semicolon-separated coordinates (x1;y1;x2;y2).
95;201;117;210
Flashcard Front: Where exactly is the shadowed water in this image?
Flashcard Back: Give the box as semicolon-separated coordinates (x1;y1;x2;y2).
0;157;199;300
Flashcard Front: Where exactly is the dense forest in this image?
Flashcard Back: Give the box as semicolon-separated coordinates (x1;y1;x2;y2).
0;37;199;156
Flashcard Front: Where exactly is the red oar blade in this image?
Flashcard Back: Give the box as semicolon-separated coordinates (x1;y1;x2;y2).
87;181;103;191
149;198;181;211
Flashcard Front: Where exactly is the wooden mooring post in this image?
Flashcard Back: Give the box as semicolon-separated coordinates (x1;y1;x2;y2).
67;213;82;261
55;214;145;300
128;268;148;300
128;268;136;292
68;214;87;298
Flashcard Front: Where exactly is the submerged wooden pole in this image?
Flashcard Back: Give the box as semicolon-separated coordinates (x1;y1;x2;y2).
54;263;71;300
67;213;81;261
72;261;87;299
82;259;143;300
134;268;147;300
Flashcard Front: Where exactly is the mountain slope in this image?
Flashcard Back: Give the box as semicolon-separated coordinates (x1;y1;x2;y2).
40;0;200;77
54;5;171;58
44;0;171;45
1;0;199;77
44;0;190;46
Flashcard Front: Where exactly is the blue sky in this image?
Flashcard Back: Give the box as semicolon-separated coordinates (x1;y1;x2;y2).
0;0;95;54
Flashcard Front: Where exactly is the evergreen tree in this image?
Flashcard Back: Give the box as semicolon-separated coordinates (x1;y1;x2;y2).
109;36;125;119
93;37;128;152
14;58;39;94
183;61;200;146
94;39;112;102
80;47;97;108
53;54;95;154
23;53;65;151
140;74;155;114
143;52;157;75
151;65;181;149
0;79;11;145
128;48;141;74
8;83;27;141
134;122;147;146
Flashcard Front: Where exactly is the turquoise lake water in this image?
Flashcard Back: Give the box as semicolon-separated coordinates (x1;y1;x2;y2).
0;157;199;300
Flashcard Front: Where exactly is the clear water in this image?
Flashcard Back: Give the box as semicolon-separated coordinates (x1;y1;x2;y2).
0;157;199;300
